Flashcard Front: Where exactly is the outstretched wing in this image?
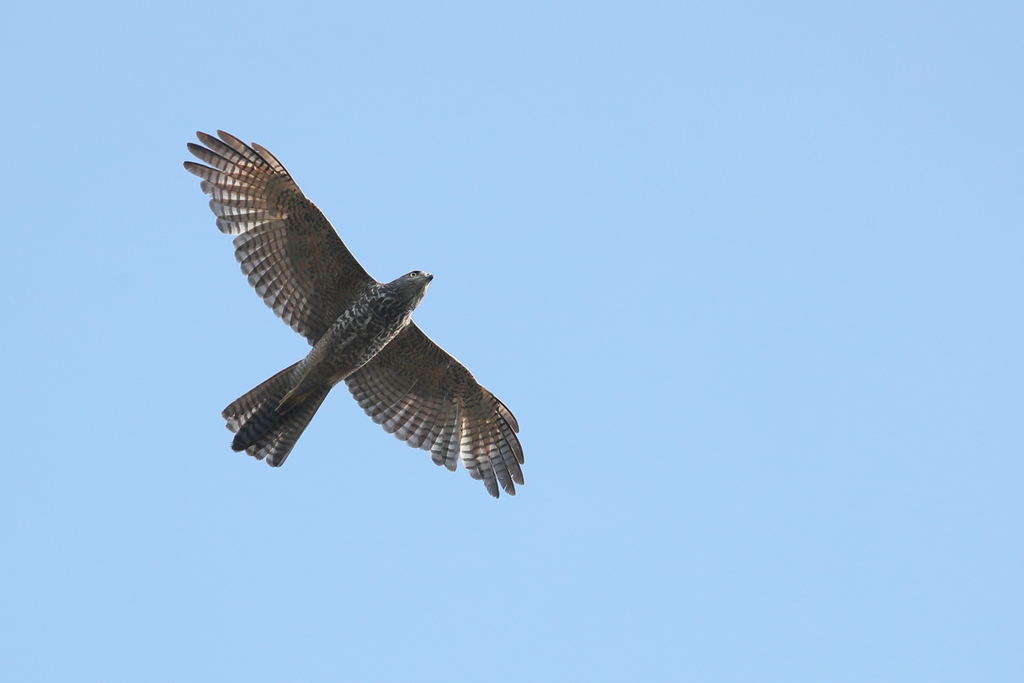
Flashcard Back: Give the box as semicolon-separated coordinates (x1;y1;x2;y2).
184;130;375;344
345;324;524;498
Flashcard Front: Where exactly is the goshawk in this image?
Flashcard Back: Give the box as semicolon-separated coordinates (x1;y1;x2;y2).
184;131;523;497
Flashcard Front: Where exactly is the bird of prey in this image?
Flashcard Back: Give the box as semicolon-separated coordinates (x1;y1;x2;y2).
184;131;523;497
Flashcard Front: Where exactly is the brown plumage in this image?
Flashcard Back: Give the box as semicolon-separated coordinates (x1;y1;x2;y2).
184;130;523;497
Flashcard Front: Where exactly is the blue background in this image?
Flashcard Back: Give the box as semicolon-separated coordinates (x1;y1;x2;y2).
1;1;1021;680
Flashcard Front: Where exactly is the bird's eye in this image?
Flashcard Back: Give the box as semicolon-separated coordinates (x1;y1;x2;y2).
411;271;422;278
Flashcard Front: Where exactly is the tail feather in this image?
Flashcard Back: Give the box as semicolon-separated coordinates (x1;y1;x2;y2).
223;362;300;433
223;363;330;467
237;387;330;466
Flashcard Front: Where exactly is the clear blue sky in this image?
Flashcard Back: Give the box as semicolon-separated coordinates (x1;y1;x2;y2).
1;2;1021;681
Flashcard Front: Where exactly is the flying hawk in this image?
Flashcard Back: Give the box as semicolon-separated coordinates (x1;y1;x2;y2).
184;131;523;497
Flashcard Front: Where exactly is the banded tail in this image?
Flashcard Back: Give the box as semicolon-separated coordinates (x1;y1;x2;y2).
222;362;331;466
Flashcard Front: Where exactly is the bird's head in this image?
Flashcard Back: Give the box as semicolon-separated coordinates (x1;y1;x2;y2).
384;270;433;311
